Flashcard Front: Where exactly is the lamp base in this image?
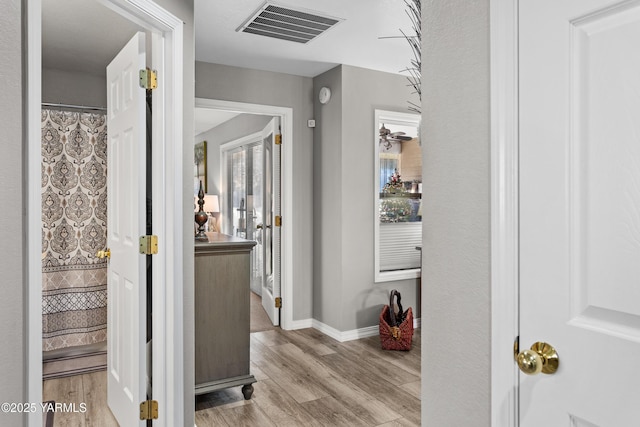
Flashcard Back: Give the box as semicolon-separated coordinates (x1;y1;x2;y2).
195;210;208;241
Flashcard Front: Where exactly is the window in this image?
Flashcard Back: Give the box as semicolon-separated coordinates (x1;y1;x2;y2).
374;109;422;282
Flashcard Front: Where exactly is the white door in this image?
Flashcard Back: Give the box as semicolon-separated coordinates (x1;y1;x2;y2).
519;0;640;424
106;32;148;427
261;117;281;325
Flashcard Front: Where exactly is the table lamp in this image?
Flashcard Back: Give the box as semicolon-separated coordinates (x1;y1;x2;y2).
203;194;220;232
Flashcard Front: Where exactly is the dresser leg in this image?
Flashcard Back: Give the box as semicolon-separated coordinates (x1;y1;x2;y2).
241;383;254;400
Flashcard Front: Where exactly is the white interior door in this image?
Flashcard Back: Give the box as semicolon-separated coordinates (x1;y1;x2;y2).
261;117;281;325
519;0;640;424
106;31;147;427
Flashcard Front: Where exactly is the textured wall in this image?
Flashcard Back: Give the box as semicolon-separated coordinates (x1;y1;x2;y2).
421;0;492;425
0;0;26;425
196;61;314;321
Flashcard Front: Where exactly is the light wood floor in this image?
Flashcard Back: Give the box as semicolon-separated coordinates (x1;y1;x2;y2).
197;328;421;427
42;369;118;426
43;329;421;426
250;291;277;333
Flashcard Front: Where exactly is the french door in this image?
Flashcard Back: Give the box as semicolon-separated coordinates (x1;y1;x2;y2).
224;117;281;326
227;142;265;295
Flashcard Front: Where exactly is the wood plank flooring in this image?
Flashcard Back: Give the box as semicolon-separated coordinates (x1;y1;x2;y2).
42;370;118;426
43;328;421;426
196;328;421;426
250;291;277;333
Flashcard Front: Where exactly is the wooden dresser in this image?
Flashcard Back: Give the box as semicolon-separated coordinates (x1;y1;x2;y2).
194;232;257;399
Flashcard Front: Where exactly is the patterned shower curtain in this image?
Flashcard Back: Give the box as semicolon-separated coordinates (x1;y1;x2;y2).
41;108;108;351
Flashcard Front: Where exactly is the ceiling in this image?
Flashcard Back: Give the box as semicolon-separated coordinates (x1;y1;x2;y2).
42;0;143;76
194;110;240;136
42;0;417;133
195;0;416;77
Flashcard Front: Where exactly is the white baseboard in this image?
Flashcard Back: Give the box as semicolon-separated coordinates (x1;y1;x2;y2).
288;318;313;330
310;318;421;343
286;317;421;342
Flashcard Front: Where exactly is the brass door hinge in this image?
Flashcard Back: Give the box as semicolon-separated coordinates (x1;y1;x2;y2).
275;216;282;227
275;297;282;308
139;235;158;255
275;134;282;145
139;68;158;90
139;400;158;420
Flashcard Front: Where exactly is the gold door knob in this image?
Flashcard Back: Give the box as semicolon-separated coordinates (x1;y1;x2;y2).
516;342;559;375
96;248;111;259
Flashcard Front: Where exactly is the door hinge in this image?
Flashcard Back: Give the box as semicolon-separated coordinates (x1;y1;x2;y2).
139;400;158;420
139;68;158;90
275;216;282;227
275;134;282;145
275;297;282;308
139;235;158;255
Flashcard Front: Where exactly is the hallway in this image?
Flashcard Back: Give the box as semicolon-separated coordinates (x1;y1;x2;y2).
43;327;420;426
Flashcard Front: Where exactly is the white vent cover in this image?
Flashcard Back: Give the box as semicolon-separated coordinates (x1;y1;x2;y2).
236;2;343;44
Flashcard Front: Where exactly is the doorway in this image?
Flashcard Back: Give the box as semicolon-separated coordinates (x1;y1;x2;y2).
30;0;186;425
195;98;294;330
218;117;281;327
40;0;144;383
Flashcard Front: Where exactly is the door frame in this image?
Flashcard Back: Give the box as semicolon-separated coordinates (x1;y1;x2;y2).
490;0;520;426
26;1;186;426
195;97;294;330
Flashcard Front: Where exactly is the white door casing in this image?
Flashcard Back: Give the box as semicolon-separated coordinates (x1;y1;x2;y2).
261;117;281;325
199;98;294;331
106;31;147;427
518;0;640;425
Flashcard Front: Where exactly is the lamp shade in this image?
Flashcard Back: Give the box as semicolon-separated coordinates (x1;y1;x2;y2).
203;194;219;213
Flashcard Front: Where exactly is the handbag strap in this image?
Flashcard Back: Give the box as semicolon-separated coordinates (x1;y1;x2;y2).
389;289;404;327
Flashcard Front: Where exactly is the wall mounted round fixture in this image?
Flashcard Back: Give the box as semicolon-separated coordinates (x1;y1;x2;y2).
319;87;331;104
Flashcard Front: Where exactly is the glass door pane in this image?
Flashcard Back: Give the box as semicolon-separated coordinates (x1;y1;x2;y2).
248;143;263;294
226;143;265;295
263;134;273;288
229;148;246;237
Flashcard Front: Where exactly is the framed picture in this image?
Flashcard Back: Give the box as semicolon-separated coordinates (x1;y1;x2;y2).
194;141;207;194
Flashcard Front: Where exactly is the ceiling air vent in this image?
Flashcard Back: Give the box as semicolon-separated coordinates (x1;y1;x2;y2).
236;2;343;44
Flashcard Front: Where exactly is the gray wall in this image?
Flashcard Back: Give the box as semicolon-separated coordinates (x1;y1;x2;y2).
196;61;314;321
313;65;420;331
0;1;26;425
196;113;272;197
421;0;491;425
312;66;343;328
42;68;107;107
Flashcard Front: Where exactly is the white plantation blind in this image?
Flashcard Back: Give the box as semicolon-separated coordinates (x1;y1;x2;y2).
379;222;422;271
